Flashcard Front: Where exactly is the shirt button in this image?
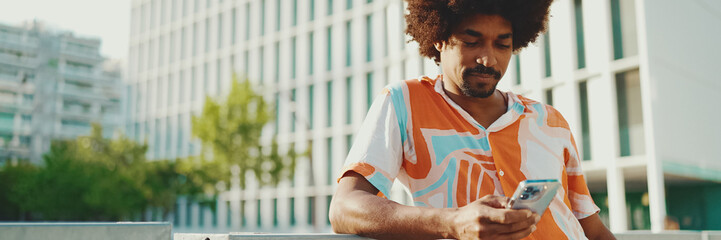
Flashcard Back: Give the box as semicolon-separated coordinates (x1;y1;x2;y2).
499;170;505;176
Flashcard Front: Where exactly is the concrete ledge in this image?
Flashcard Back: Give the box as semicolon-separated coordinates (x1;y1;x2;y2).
174;233;372;240
0;222;171;240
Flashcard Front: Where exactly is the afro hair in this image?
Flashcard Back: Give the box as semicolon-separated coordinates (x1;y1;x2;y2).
405;0;553;63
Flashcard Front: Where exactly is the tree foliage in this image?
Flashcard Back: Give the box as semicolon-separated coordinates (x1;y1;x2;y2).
192;76;296;189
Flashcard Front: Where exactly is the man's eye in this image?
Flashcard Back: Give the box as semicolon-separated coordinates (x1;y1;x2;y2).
463;41;479;47
497;44;511;49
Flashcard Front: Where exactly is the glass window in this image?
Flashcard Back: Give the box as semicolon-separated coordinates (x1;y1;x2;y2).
309;84;315;129
216;59;222;94
261;0;266;36
231;9;237;44
545;88;553;106
291;37;297;79
543;32;552;78
346;0;352;9
245;3;251;40
366;14;372;62
345;134;353;156
276;0;281;31
309;0;315;21
514;55;521;85
307;196;315;225
274;42;280;83
204;63;209;94
309;32;315;75
218;13;223;49
610;0;638;60
292;0;298;26
169;32;175;63
327;0;333;15
193;23;198;56
289;197;296;226
574;0;586;69
345;21;352;67
345;77;352;124
326;26;332;71
274;92;279;133
181;27;186;59
244;51;249;73
205;18;210;52
273;198;279;227
326;81;332;127
616;69;644;156
326;195;332;225
579;81;591;160
291;88;297;132
366;72;373;109
240;200;246;227
256;199;262;227
260;46;265;84
326;137;333;185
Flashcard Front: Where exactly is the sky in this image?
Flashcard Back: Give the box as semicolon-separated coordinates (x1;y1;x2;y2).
0;0;131;60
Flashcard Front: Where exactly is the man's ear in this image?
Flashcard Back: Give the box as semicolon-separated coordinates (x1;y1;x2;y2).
434;41;445;52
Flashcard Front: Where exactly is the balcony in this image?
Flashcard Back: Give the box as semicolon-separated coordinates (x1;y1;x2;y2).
0;35;39;51
61;46;103;64
0;51;37;68
62;67;98;82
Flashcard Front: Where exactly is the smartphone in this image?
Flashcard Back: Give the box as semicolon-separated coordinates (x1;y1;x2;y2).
506;179;560;216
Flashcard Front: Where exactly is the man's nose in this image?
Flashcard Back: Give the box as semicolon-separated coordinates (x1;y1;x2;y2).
476;48;498;67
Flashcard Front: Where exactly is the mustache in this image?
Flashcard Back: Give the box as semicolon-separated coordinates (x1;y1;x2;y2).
463;65;502;80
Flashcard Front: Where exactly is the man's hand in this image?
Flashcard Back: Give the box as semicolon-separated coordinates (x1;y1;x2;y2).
450;195;540;240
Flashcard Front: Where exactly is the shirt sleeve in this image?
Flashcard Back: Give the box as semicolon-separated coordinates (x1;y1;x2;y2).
337;90;404;198
565;133;601;219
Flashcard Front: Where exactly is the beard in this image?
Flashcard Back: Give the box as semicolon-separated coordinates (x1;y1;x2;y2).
460;65;502;98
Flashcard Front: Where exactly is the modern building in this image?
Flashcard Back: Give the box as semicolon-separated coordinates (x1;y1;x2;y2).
126;0;721;233
0;21;123;164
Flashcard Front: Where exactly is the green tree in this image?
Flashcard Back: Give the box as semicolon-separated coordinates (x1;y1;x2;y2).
192;76;296;189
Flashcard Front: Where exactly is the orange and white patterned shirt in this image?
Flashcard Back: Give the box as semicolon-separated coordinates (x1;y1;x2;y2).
339;75;599;240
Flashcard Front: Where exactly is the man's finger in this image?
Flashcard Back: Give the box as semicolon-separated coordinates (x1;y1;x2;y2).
496;224;536;240
482;213;538;234
482;208;534;224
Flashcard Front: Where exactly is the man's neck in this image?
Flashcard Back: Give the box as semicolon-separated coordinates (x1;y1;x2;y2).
441;76;507;128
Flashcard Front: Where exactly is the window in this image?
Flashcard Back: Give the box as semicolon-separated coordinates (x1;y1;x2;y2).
326;195;333;225
243;51;249;73
345;21;352;67
204;63;209;94
309;84;315;129
260;46;265;84
289;197;296;226
216;59;222;94
169;32;175;63
574;0;586;69
545;88;553;106
274;92;279;133
191;67;197;101
579;81;591;160
309;32;315;75
218;13;223;49
193;23;198;56
273;198;279;227
276;0;281;31
291;37;297;79
345;77;352;124
205;18;210;52
291;88;297;132
231;9;237;44
261;0;266;36
514;55;521;85
181;27;186;59
240;200;246;227
346;0;352;9
326;26;332;71
179;71;185;103
327;0;333;15
610;0;638;60
245;3;251;40
366;72;373;109
326;137;333;185
616;69;644;156
307;196;315;225
274;42;280;83
309;0;315;21
292;0;298;26
256;199;262;227
326;81;332;127
366;14;373;62
345;134;353;155
543;32;552;78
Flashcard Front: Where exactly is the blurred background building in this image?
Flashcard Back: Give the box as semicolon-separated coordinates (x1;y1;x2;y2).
124;0;721;234
0;21;123;165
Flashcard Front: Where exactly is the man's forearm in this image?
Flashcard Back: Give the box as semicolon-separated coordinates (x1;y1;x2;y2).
330;174;455;239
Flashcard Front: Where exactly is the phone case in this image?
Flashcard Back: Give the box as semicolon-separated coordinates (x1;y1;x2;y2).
507;179;560;216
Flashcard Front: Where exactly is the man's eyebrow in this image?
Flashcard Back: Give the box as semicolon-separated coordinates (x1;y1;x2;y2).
498;33;513;39
464;29;482;37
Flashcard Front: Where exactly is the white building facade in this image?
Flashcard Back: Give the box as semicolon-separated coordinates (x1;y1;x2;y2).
126;0;721;233
0;21;122;164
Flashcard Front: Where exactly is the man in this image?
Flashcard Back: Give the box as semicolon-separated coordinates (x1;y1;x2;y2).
329;0;615;239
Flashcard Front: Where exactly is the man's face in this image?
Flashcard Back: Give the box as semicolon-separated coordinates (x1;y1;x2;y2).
435;14;513;98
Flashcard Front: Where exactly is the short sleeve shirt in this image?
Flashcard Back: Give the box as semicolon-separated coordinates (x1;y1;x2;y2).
339;75;600;240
